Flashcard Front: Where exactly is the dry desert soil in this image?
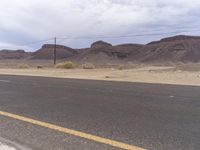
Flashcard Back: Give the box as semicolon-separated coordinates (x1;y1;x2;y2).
0;62;200;86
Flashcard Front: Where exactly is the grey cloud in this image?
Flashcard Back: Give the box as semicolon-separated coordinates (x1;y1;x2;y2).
0;0;200;50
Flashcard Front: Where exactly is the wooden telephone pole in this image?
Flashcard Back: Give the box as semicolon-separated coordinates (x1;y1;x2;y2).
54;37;57;65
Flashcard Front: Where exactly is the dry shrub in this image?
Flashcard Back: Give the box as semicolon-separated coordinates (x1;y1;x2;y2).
18;63;30;69
117;64;125;70
56;61;75;69
105;76;110;78
37;65;43;69
82;63;95;69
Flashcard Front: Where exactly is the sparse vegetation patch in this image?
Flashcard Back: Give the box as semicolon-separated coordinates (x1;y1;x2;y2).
37;65;43;69
56;61;75;69
18;63;30;69
82;63;95;69
117;64;125;70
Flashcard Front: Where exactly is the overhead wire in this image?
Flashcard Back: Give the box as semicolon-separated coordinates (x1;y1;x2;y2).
0;27;200;49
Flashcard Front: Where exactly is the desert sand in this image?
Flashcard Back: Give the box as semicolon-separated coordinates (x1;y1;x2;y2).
0;65;200;86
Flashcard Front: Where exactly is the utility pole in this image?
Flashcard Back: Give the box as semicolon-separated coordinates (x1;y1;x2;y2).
54;37;57;65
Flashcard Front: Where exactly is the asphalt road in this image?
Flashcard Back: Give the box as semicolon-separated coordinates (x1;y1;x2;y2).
0;74;200;150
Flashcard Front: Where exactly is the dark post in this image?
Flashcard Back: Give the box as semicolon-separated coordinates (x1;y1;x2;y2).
54;37;57;65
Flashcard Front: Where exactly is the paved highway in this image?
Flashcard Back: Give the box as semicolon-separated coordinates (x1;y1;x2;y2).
0;75;200;150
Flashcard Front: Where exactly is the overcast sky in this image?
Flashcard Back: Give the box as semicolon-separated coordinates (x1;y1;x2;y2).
0;0;200;51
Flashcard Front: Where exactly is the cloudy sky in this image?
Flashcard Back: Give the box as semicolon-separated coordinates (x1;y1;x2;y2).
0;0;200;51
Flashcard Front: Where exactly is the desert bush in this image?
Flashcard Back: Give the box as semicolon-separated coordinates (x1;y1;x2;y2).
105;76;110;78
117;64;125;70
56;61;75;69
37;65;43;69
18;63;30;69
82;63;95;69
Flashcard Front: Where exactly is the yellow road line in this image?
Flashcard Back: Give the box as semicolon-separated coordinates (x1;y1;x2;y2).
0;110;144;150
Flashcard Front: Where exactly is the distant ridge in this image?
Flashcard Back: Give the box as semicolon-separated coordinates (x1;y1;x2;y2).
0;49;31;59
1;35;200;63
148;35;200;45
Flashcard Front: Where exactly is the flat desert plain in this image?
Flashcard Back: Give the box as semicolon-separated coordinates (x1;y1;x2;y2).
0;62;200;86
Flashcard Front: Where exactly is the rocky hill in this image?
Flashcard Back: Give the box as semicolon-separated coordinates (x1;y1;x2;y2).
70;41;143;63
31;44;77;59
131;35;200;62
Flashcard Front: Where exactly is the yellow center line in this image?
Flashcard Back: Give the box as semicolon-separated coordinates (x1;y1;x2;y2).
0;110;144;150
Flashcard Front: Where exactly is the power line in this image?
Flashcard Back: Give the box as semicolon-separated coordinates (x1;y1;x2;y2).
18;38;54;47
57;29;200;40
1;28;200;50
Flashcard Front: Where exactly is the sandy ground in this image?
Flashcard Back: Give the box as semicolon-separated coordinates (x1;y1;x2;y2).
0;66;200;86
